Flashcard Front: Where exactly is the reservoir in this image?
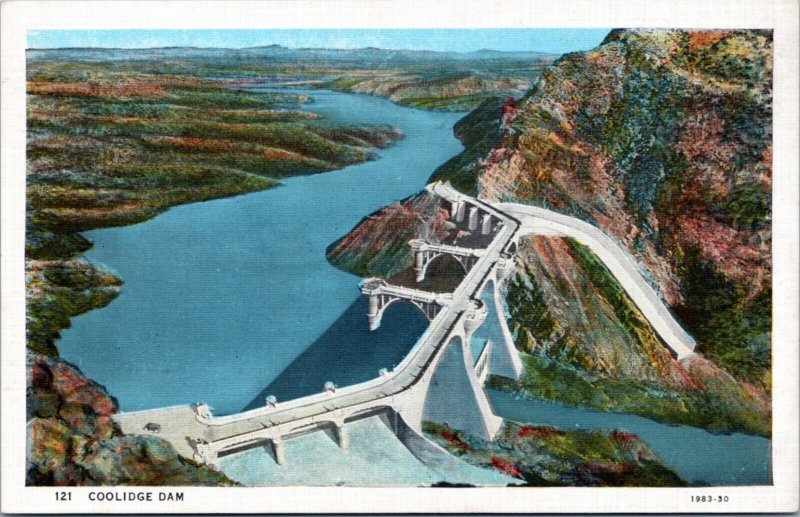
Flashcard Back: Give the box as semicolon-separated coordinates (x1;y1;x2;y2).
56;89;770;486
58;89;461;415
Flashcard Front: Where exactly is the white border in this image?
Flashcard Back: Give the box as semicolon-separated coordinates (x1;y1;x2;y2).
2;0;798;513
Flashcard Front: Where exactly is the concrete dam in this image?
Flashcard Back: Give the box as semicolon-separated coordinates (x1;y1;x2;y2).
114;181;695;468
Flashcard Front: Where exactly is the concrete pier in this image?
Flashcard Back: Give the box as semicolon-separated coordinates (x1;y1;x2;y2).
273;438;286;466
468;207;479;231
336;423;349;451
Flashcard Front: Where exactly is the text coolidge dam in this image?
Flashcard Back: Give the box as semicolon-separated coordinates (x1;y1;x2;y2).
114;182;696;468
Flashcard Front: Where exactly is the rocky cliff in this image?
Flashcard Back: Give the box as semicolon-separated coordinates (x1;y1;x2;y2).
26;353;235;485
327;192;450;278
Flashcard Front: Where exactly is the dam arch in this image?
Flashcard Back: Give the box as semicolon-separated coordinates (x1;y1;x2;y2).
420;335;502;440
478;279;524;380
376;296;438;325
417;253;468;290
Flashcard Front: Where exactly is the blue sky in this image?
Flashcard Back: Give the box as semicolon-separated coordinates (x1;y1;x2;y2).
28;29;610;54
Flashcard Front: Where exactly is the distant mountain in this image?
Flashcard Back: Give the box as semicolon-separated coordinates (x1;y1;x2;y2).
27;44;556;112
27;45;558;67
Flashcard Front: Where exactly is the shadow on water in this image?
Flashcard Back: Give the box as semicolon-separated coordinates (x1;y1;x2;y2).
243;296;429;410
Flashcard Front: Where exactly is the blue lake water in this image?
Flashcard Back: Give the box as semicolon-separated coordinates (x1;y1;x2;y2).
488;389;771;486
56;88;770;486
57;89;463;415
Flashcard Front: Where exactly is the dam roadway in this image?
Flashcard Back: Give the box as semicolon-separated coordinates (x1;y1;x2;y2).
115;183;523;467
494;201;697;360
114;181;696;467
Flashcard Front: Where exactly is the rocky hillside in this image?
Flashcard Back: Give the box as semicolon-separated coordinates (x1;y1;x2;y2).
491;235;769;436
327;74;535;111
476;29;772;389
425;421;685;486
327;191;451;278
27;353;235;485
327;30;772;436
430;97;509;190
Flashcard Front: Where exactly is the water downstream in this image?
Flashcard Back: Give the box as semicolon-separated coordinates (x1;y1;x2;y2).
57;89;770;486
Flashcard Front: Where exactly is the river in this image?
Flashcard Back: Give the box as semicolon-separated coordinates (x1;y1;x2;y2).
56;89;770;486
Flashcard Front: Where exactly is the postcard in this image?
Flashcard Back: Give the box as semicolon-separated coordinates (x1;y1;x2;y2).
1;0;798;513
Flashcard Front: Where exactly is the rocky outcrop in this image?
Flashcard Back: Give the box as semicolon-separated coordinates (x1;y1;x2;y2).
473;30;772;388
26;353;236;486
26;254;122;357
326;191;451;278
425;420;686;486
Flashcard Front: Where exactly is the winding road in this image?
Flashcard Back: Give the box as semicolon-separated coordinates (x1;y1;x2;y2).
492;200;696;360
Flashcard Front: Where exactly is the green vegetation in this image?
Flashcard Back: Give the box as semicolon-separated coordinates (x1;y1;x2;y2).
677;249;772;386
26;260;122;356
505;265;556;352
398;93;493;111
724;179;771;231
26;224;92;261
424;420;686;486
568;240;660;347
505;236;677;378
488;353;770;437
27;68;401;234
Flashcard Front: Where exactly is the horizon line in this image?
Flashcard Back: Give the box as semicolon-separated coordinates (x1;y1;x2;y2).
26;44;563;55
